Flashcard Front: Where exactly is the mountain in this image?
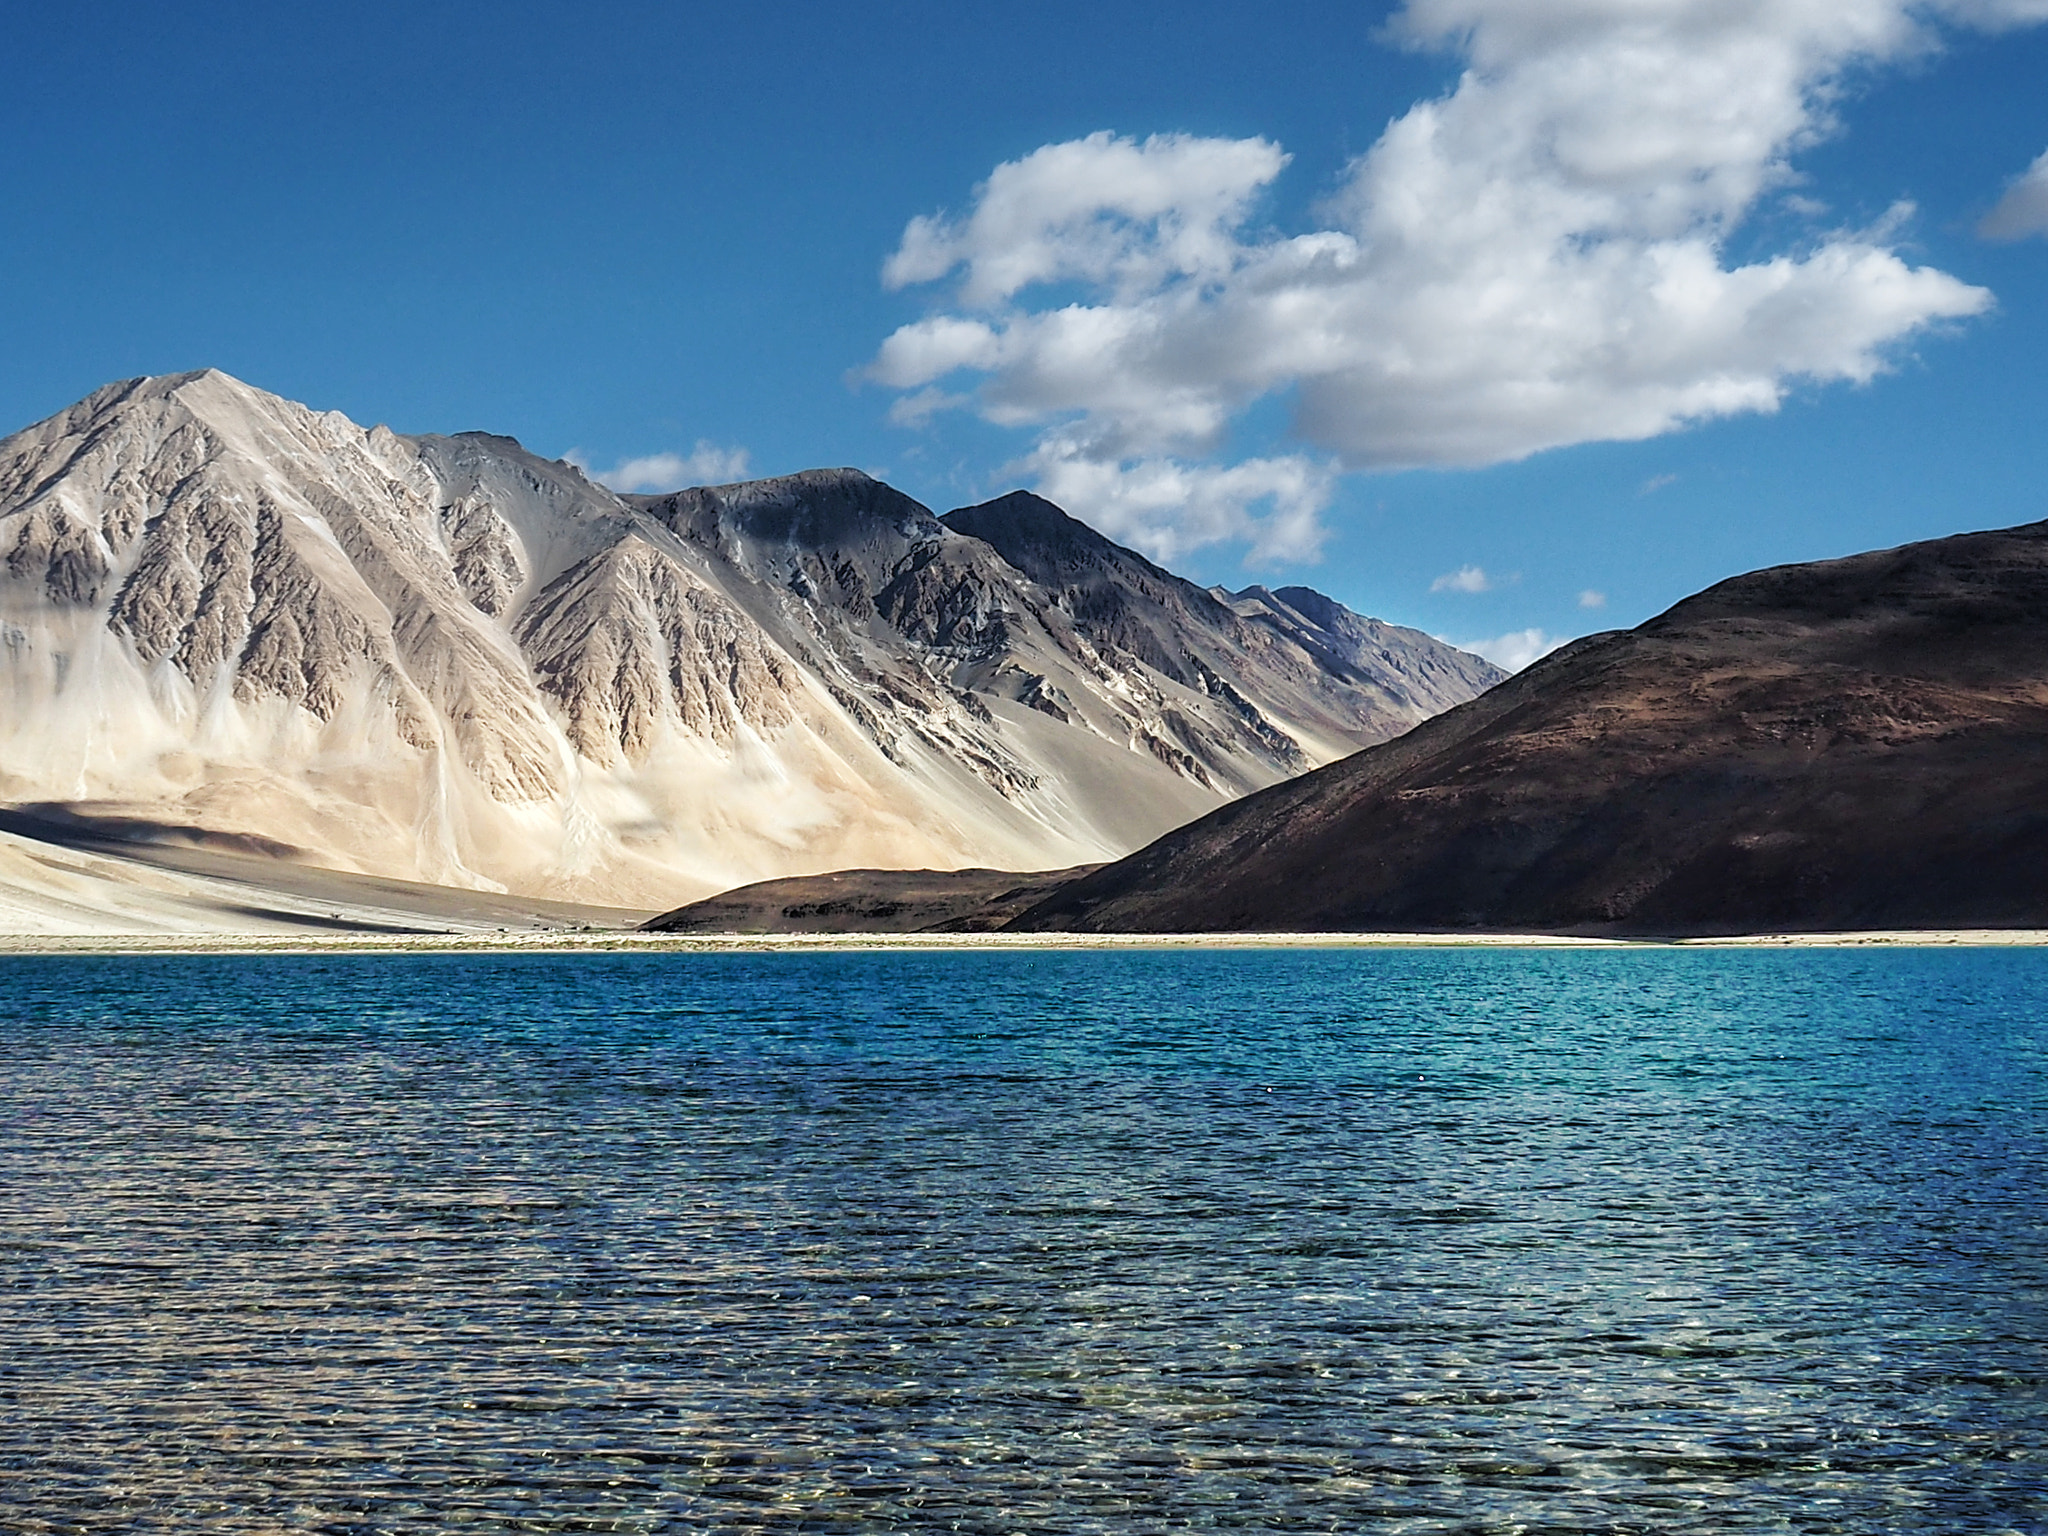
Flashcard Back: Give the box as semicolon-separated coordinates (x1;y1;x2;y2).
1010;520;2048;935
0;371;1500;907
1218;583;1501;718
940;493;1500;769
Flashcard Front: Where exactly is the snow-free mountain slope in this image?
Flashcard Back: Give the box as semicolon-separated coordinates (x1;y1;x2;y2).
0;806;651;936
1011;520;2048;935
0;371;1502;908
943;492;1498;777
1221;584;1504;723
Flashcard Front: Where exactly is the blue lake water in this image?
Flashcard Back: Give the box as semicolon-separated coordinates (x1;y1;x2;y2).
1;946;2043;1533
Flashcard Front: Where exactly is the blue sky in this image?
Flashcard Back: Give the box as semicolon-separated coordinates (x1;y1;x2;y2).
4;1;2045;665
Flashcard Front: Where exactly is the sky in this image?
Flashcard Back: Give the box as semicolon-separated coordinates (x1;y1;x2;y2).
4;0;2046;668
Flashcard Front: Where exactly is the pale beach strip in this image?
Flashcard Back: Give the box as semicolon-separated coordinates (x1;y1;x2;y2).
2;927;2046;957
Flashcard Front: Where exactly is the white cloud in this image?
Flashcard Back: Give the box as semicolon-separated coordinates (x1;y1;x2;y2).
1640;473;1680;495
871;0;2037;562
573;442;754;494
881;131;1289;307
1023;434;1334;566
1431;564;1495;593
1578;588;1608;609
1980;147;2048;240
1457;627;1569;673
871;317;1002;388
886;387;971;427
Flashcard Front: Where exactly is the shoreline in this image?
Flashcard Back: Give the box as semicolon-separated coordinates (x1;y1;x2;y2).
1;927;2045;957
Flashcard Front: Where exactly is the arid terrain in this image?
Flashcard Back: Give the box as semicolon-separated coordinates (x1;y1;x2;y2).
0;370;1497;923
642;863;1102;935
1011;519;2048;935
14;374;2045;943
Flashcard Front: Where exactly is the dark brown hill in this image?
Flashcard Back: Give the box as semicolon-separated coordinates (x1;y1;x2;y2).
1009;520;2048;935
642;865;1101;934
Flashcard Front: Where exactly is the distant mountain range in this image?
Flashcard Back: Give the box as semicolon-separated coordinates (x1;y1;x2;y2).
1012;519;2048;934
0;370;1499;908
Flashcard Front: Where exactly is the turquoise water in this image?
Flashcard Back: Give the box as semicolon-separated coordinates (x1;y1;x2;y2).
1;947;2043;1533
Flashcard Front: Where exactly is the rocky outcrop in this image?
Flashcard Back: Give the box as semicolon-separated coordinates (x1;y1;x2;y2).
0;370;1502;907
515;536;796;762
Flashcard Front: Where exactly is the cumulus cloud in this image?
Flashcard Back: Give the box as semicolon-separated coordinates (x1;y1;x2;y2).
871;0;2039;562
574;442;754;493
1980;148;2048;239
1431;564;1495;593
1024;433;1334;566
883;131;1289;307
1456;627;1569;673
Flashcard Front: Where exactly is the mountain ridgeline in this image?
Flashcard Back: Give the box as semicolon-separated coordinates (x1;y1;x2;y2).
1010;519;2048;935
0;371;1500;907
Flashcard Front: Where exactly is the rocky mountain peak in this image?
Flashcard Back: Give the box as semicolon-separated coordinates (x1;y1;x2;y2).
1264;584;1344;630
444;430;537;456
110;368;336;438
941;490;1158;587
645;468;941;552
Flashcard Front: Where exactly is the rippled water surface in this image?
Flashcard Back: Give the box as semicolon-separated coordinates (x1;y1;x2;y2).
2;947;2044;1533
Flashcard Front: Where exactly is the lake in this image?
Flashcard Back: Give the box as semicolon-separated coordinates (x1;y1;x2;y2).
1;947;2042;1532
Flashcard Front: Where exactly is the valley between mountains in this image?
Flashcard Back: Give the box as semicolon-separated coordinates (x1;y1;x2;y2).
0;370;1499;929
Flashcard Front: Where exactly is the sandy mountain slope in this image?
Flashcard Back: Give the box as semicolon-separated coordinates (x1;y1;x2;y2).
0;815;650;937
1012;520;2048;935
0;370;1499;909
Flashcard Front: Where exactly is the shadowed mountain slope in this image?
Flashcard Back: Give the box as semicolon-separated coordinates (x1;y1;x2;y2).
641;863;1101;935
943;493;1500;754
1010;520;2048;935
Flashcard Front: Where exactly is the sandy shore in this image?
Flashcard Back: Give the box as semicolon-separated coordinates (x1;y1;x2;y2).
2;927;2045;956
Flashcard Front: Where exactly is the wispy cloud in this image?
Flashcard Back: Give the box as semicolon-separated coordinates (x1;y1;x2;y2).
570;441;753;494
886;387;970;428
1980;147;2048;240
1578;589;1607;609
1639;473;1679;496
1430;564;1495;594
